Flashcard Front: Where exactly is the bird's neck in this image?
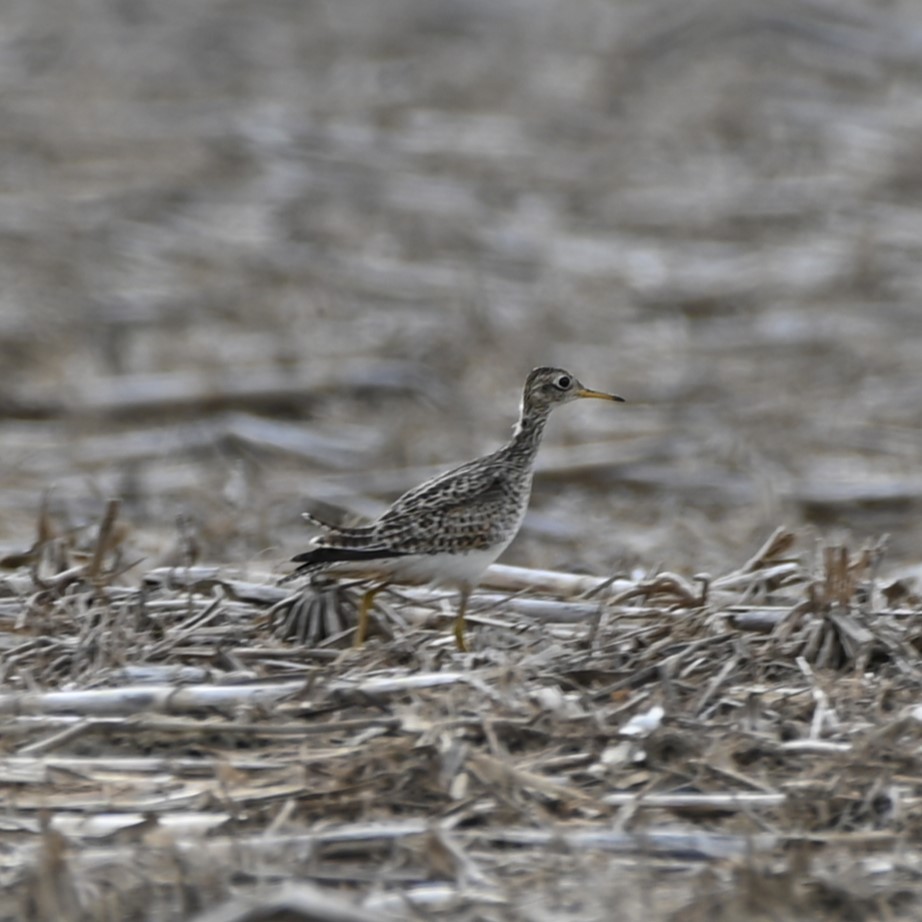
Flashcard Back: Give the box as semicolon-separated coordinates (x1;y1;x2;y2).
506;405;551;466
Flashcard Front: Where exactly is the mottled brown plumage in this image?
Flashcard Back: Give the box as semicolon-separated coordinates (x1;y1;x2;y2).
290;367;623;649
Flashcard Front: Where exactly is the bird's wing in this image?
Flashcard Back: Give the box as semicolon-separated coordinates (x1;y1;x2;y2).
373;455;519;552
301;498;376;536
383;455;509;516
290;506;399;576
288;454;521;576
302;509;377;540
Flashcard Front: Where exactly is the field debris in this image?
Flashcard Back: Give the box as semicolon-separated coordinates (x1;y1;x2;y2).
2;520;922;920
5;0;922;917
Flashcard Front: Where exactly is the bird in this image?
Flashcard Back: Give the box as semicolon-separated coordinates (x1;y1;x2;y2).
288;366;624;651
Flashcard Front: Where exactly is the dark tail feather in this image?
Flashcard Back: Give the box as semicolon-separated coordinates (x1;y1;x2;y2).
290;544;407;573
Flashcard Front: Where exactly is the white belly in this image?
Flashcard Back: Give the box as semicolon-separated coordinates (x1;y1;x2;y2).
388;545;505;589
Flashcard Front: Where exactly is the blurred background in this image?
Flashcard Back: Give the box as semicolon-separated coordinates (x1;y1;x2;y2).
3;0;922;580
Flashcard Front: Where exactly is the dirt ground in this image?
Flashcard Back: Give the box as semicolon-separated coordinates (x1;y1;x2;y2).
3;0;922;919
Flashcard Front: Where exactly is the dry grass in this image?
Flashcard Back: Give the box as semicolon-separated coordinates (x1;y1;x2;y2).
2;511;922;920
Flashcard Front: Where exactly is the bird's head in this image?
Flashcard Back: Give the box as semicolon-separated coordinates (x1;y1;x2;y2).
521;366;624;414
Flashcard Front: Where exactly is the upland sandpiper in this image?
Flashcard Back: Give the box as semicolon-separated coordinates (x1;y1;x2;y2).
289;367;623;650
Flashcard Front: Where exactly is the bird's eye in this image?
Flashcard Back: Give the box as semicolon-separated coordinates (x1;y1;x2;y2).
556;375;572;390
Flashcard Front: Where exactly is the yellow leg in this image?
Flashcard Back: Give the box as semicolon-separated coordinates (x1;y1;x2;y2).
453;588;471;652
355;586;382;648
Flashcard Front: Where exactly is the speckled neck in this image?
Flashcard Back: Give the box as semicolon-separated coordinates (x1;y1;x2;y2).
506;403;551;468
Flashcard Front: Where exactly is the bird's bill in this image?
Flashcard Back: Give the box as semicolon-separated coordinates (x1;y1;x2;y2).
576;387;625;403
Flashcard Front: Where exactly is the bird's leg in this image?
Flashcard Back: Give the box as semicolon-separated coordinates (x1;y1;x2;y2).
453;586;472;652
354;584;384;647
